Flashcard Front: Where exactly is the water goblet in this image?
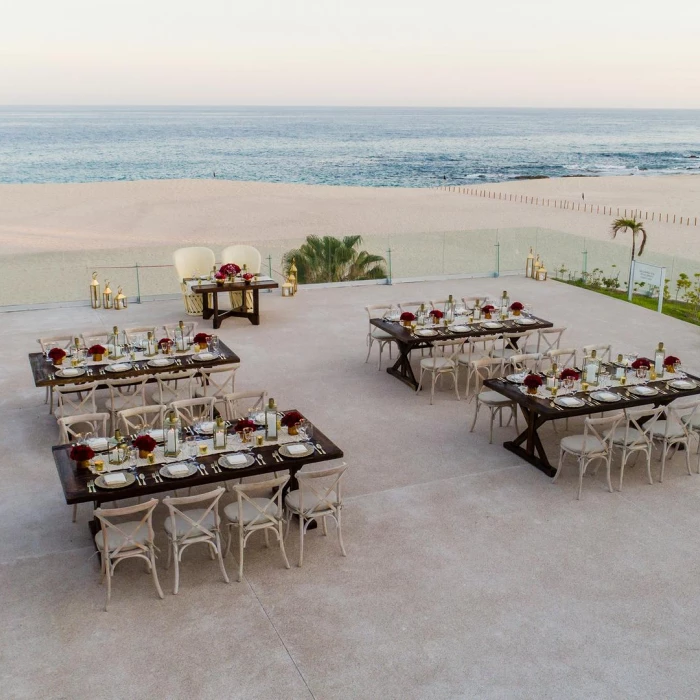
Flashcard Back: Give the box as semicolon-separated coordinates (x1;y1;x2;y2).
208;335;219;353
563;377;574;393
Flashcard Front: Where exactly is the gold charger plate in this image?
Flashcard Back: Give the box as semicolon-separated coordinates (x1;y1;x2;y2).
95;472;136;490
278;443;315;459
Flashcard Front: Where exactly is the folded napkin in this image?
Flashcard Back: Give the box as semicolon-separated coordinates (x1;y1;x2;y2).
196;352;214;360
168;463;190;476
287;444;308;455
224;454;248;466
450;326;469;332
110;363;130;372
151;358;170;366
103;472;127;485
559;397;580;407
62;368;80;376
596;392;617;401
88;438;109;451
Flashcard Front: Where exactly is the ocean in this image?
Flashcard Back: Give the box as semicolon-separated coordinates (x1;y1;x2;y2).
0;106;699;187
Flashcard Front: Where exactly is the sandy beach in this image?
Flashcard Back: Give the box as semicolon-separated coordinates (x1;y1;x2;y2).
1;175;699;257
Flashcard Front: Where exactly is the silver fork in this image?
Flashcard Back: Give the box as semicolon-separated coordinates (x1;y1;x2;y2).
87;479;95;493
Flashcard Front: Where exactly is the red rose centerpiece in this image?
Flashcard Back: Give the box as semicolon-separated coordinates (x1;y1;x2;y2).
214;271;226;286
48;347;67;365
70;443;95;469
193;332;211;351
133;434;157;458
234;418;256;442
429;309;443;321
242;272;254;284
158;337;172;354
89;344;106;362
631;358;651;370
523;373;543;395
664;356;680;373
281;410;304;435
400;311;415;327
482;304;496;319
219;263;241;279
559;368;580;381
510;301;524;316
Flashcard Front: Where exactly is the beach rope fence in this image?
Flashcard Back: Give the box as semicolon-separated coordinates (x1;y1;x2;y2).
436;185;699;227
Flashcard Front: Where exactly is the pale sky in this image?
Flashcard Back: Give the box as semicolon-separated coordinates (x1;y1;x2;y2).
2;0;699;107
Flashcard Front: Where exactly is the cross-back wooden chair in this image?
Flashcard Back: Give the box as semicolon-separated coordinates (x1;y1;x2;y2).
170;397;216;427
150;369;198;405
55;381;99;418
536;327;567;354
196;363;241;405
162;487;229;594
117;405;166;435
416;339;466;405
94;499;164;611
284;464;347;567
103;376;149;428
469;357;519;444
543;347;577;371
582;344;612;363
222;390;267;421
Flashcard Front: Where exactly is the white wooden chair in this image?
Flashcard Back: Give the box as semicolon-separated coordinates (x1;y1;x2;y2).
364;304;397;370
150;369;198;405
173;246;216;315
196;364;241;405
582;344;612;363
222;390;267;421
650;399;700;482
508;352;543;374
609;406;664;490
170;397;216;427
57;412;110;523
55;381;99;418
462;295;489;307
221;244;262;310
553;413;623;499
536;327;567;354
163;487;229;594
102;376;149;427
469;357;518;444
284;464;347;567
163;322;198;340
117;405;166;435
543;347;577;371
397;300;427;314
122;327;157;345
94;499;164;611
456;334;498;398
490;330;533;368
416;339;466;404
224;475;290;581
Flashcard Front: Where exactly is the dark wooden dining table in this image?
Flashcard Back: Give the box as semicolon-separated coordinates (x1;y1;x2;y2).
191;279;279;329
371;315;554;390
484;369;700;477
29;340;241;390
53;412;343;509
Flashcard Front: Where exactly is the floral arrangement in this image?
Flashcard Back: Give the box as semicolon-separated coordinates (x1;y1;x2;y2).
510;301;524;311
559;368;580;381
664;356;680;366
523;374;543;390
631;357;651;369
482;304;496;313
214;271;226;280
157;337;172;348
242;272;255;282
133;434;157;454
88;344;106;355
281;410;304;427
193;332;211;345
69;444;95;463
400;311;415;322
429;309;443;320
219;263;241;277
234;418;256;433
48;347;66;362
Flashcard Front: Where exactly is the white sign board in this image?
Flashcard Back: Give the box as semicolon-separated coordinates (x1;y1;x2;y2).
628;261;665;312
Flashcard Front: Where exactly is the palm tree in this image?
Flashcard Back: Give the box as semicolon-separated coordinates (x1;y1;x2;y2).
283;235;387;284
610;217;648;293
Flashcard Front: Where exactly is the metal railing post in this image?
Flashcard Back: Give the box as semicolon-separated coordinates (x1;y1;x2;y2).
386;247;392;285
135;263;142;304
494;242;500;277
267;255;273;292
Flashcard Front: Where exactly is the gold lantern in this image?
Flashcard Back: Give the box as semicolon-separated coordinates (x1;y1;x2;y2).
525;248;535;278
532;255;541;279
102;281;113;309
536;262;548;281
289;258;298;295
114;287;127;310
89;271;101;309
282;278;293;297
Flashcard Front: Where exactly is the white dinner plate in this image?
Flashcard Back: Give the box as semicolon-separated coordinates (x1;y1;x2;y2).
192;352;215;362
482;322;503;329
105;362;132;373
448;325;470;333
148;357;175;368
629;385;659;396
159;462;199;479
218;453;256;470
195;421;215;435
95;472;136;490
514;317;537;325
506;372;527;384
278;443;315;459
668;379;697;390
414;329;438;337
56;367;86;378
590;391;622;403
554;396;586;408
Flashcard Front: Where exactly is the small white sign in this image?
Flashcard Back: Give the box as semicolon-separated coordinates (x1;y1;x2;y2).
628;261;665;312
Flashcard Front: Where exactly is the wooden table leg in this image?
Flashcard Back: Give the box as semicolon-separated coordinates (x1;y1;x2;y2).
386;341;418;390
212;291;221;329
202;290;213;320
249;289;260;326
503;406;555;477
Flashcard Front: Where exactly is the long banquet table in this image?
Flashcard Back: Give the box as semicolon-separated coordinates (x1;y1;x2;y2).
53;412;343;508
29;340;241;390
371;315;554;390
484;368;700;477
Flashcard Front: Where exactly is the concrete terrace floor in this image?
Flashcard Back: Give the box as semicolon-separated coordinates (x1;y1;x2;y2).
2;276;700;700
